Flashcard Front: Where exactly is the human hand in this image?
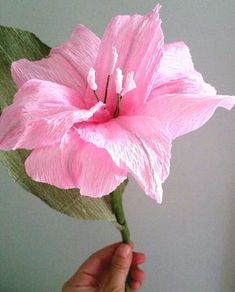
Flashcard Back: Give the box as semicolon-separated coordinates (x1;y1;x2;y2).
62;242;145;291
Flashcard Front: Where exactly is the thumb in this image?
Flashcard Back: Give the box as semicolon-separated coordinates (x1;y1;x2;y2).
104;244;132;291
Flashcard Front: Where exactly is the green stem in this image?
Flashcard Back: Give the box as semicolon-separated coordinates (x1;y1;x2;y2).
110;189;131;292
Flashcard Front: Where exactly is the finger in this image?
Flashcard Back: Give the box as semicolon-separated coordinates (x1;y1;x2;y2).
130;279;142;291
132;252;145;266
104;244;133;291
130;265;145;282
76;242;121;275
66;268;99;288
66;242;121;287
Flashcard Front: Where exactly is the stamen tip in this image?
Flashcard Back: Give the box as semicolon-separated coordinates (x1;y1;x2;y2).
87;67;98;91
109;47;119;75
115;67;123;94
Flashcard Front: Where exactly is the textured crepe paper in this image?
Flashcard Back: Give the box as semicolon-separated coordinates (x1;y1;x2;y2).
0;26;116;221
0;5;235;209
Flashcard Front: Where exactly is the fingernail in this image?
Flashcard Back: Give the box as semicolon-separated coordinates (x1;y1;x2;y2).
117;244;131;258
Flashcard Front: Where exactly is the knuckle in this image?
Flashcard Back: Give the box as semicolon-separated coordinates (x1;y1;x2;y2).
103;285;123;292
111;287;123;292
112;260;127;273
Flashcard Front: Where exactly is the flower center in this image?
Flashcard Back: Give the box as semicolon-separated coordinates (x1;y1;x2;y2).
87;47;136;117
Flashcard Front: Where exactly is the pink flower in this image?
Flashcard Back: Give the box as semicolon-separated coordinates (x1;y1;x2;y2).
0;5;234;203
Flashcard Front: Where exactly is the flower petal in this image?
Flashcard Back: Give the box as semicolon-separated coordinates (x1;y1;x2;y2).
25;131;127;196
25;142;74;189
0;79;104;150
76;116;172;203
11;25;100;96
85;5;164;113
151;42;216;97
141;93;235;139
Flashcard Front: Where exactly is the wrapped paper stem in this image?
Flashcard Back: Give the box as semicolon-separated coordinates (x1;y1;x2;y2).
110;180;131;292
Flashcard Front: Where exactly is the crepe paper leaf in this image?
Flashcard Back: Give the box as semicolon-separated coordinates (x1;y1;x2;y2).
0;25;117;221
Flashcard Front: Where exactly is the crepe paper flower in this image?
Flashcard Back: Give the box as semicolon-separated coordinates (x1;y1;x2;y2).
0;5;234;292
0;5;235;207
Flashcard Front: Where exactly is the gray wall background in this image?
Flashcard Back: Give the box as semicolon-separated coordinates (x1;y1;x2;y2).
0;0;235;291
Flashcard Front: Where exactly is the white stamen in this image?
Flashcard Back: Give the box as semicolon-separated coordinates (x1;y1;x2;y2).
87;67;98;91
122;72;136;96
115;68;124;94
108;47;118;75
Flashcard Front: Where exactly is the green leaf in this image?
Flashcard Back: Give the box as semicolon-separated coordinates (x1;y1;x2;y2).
0;26;120;221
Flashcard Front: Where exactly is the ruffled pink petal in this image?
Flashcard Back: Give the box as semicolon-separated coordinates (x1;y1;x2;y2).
25;131;127;196
0;79;104;150
141;93;235;139
85;5;164;114
11;25;100;97
150;42;216;97
76;116;172;203
25;142;74;189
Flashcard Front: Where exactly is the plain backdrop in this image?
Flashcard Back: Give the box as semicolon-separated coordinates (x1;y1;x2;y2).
0;1;235;291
